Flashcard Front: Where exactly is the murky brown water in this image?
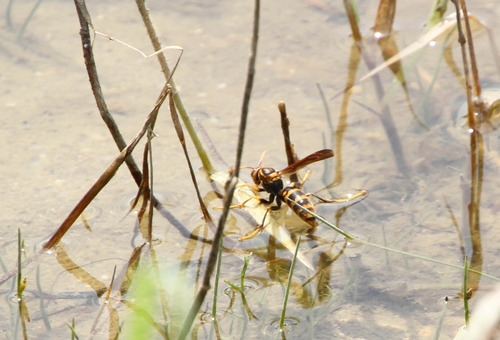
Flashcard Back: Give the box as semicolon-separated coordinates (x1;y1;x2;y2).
2;0;500;339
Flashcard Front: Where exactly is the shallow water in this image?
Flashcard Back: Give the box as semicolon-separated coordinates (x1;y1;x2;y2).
2;0;500;339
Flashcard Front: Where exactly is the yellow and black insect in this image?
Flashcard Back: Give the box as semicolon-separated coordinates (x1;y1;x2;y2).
280;174;317;228
237;148;367;241
239;149;334;240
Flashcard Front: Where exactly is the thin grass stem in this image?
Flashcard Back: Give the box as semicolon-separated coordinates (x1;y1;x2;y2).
285;197;354;239
288;196;498;281
168;89;216;233
364;240;496;281
17;229;22;298
463;256;470;325
135;0;214;174
67;318;79;340
240;254;251;291
146;129;154;243
391;212;432;247
17;229;28;340
279;237;301;330
211;237;224;319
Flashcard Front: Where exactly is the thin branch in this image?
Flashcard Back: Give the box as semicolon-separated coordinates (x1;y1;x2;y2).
42;84;171;250
177;0;261;338
135;0;214;174
74;0;192;239
459;0;481;98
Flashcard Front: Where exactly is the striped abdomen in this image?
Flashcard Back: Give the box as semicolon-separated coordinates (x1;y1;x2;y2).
281;183;316;227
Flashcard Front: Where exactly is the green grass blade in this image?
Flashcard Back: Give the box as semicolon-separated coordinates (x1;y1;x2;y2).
463;257;470;326
279;237;301;330
211;237;224;318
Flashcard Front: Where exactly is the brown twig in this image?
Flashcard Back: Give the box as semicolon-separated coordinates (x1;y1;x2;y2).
42;84;170;251
74;0;144;183
169;90;215;230
459;0;481;98
177;0;261;338
451;1;474;129
452;0;484;301
74;0;193;239
278;102;299;182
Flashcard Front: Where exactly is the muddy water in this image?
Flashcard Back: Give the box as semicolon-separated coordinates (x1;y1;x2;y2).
2;0;500;339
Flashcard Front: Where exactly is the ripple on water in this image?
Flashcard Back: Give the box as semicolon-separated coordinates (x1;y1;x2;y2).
222;276;269;297
267;317;301;334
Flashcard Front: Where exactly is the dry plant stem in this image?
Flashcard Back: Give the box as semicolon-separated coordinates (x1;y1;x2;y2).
459;0;481;98
42;84;171;251
466;130;484;297
452;0;484;298
374;0;395;35
278;102;299;182
135;0;214;174
169;92;215;229
131;143;152;241
75;0;199;247
74;0;142;181
1;86;169;285
116;244;145;298
75;0;186;236
451;1;474;129
463;257;470;325
177;1;260;338
344;0;362;42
